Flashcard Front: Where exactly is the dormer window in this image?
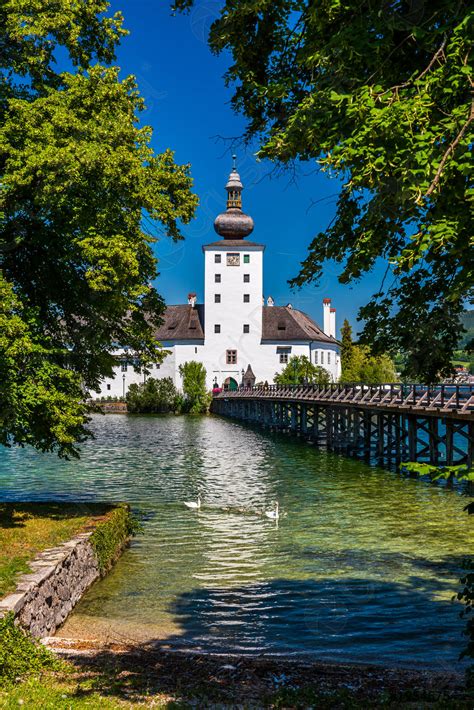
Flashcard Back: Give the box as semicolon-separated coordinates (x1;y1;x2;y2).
277;322;286;331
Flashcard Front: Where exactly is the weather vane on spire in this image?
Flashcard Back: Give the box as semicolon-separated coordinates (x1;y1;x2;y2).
232;154;237;171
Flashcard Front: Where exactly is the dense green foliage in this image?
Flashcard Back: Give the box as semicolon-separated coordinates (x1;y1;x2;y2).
178;361;211;414
126;377;181;414
174;0;473;382
1;1;197;456
339;320;398;383
0;613;59;684
90;504;140;575
274;355;330;385
458;311;474;350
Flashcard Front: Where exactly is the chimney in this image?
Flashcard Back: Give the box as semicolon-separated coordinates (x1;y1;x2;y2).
330;307;336;338
188;292;197;308
323;298;331;334
267;296;274;307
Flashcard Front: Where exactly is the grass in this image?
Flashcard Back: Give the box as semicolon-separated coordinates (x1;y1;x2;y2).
0;663;473;710
0;503;117;599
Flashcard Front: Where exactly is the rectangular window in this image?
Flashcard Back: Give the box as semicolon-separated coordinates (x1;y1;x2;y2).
320;351;324;365
280;352;289;364
215;254;221;263
195;347;198;354
227;252;240;266
314;351;318;365
226;349;237;364
214;324;221;333
243;324;250;333
328;352;331;364
155;363;161;369
244;254;250;264
107;384;111;391
121;362;127;372
215;273;221;283
214;294;221;303
243;274;250;283
243;294;250;303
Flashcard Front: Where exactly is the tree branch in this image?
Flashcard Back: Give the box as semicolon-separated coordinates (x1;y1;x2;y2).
424;95;474;198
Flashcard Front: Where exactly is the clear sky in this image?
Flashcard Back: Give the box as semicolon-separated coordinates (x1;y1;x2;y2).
109;1;386;336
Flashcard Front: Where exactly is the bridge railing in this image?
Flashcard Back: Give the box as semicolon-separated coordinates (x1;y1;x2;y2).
214;382;474;412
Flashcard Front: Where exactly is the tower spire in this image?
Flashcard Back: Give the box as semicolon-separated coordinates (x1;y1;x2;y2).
214;156;254;239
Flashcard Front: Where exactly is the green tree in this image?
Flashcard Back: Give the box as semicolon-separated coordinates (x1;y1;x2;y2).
178;361;210;414
1;1;198;456
126;377;180;414
340;319;355;376
340;343;398;384
174;0;473;382
275;355;330;386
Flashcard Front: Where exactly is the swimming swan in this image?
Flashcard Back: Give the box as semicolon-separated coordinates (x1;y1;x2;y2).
184;496;201;510
265;501;279;520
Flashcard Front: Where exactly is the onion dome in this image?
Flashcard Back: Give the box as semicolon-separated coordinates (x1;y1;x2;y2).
214;155;254;239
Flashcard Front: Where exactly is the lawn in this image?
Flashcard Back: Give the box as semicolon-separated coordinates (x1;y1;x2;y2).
0;503;116;599
0;650;473;710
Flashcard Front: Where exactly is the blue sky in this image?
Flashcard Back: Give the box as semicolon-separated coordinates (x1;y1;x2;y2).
109;1;386;336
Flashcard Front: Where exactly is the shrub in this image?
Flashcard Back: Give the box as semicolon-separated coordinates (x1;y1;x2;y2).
0;613;59;685
90;504;141;575
275;356;330;386
126;377;179;414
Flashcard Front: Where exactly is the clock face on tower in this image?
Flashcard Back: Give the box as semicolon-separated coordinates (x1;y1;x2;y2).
226;252;240;266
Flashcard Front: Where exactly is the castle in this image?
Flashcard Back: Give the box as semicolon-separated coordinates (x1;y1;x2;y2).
98;160;341;398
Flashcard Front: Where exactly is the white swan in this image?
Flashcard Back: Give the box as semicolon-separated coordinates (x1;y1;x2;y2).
265;501;279;520
184;495;201;510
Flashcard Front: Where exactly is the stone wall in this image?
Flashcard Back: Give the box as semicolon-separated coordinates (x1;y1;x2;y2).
0;529;127;638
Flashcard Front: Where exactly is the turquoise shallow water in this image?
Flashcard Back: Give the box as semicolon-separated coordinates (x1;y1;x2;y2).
0;414;472;670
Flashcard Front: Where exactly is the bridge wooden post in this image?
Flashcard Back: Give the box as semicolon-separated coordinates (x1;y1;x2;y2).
301;404;308;435
407;415;417;462
291;403;297;432
363;411;372;460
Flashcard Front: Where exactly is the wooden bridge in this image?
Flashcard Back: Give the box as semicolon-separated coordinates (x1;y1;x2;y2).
212;383;474;468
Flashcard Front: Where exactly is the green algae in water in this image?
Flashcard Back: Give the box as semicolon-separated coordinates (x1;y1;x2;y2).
0;415;472;668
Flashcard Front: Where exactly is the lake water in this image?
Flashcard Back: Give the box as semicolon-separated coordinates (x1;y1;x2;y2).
0;414;472;670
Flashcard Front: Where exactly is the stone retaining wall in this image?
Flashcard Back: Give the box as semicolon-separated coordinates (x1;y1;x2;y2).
0;529;127;638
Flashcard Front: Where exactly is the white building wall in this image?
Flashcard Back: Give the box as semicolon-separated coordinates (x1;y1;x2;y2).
94;243;341;397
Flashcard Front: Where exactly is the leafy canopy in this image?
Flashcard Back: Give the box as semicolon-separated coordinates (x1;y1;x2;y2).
174;0;473;382
275;355;330;385
1;1;198;456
